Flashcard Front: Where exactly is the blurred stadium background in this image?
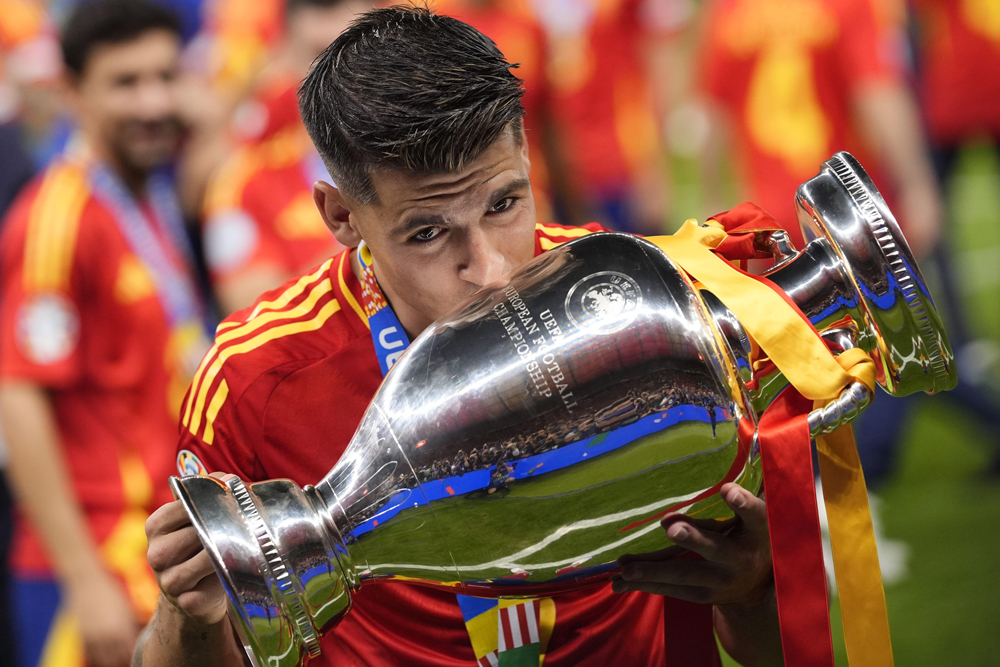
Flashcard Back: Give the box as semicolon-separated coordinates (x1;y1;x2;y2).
0;0;998;665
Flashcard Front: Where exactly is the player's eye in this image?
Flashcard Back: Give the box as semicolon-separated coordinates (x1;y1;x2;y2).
489;197;518;215
412;226;445;243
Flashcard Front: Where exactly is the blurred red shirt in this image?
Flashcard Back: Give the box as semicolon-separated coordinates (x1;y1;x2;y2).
0;157;204;619
532;0;679;198
202;123;343;290
913;0;1000;144
699;0;904;244
178;222;720;667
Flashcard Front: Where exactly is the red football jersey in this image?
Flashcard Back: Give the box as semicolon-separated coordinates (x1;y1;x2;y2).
179;222;720;666
913;0;1000;144
0;158;203;618
699;0;903;244
202;127;343;288
533;0;677;196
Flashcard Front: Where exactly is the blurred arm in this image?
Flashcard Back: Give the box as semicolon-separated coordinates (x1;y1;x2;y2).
0;381;138;666
853;81;943;258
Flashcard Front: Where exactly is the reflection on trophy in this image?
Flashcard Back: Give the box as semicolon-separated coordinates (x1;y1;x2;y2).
171;153;955;666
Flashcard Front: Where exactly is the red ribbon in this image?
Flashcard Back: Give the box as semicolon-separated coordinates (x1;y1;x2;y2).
758;387;835;667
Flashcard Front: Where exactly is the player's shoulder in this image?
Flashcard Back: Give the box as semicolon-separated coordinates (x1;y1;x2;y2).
180;250;368;444
0;159;110;281
534;221;608;252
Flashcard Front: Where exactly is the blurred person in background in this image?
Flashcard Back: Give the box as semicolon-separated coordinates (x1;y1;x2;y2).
0;2;210;666
695;0;946;585
696;0;942;258
201;0;370;315
528;0;686;234
0;0;72;169
912;0;1000;411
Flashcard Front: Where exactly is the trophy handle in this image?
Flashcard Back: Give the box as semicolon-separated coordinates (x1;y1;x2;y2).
807;381;872;437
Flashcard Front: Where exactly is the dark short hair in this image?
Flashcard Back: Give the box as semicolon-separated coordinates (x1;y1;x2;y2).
298;5;525;204
61;0;182;77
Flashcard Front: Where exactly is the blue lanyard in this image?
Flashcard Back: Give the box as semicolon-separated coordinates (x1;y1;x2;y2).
357;242;411;377
88;162;202;328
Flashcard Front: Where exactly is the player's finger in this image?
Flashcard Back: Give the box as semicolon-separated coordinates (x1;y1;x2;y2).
618;544;686;565
145;500;192;538
158;549;217;600
661;520;731;564
720;483;767;535
660;512;733;535
175;572;228;623
619;558;727;589
147;524;203;572
611;578;714;604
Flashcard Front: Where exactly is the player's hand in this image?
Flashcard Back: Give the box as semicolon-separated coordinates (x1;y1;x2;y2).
67;569;140;667
145;473;231;626
612;483;773;606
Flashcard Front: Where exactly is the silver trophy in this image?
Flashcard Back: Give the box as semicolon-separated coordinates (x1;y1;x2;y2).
171;153;955;666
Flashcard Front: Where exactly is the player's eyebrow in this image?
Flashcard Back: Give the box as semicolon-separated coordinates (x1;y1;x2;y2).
393;213;447;237
487;178;531;206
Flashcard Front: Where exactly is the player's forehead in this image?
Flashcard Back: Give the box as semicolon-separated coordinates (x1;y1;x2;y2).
80;30;180;83
368;130;527;217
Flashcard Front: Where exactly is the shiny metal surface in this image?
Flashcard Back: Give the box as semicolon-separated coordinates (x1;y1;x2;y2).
172;153;956;665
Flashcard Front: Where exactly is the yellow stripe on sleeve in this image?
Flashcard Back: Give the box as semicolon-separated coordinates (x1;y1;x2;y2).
202;379;230;445
23;164;89;293
183;260;333;427
535;222;594;239
188;298;341;437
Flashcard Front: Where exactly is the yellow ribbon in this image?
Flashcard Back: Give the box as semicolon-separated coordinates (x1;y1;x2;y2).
648;230;893;666
815;353;892;667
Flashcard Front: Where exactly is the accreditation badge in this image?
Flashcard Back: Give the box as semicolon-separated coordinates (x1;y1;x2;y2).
16;293;80;365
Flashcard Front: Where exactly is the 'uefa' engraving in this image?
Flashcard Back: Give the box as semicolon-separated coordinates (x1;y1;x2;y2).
565;271;642;335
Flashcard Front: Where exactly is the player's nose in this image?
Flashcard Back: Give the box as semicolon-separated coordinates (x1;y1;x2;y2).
458;227;507;287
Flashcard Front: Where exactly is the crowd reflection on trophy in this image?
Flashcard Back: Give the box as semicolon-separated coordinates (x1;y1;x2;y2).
173;153;954;667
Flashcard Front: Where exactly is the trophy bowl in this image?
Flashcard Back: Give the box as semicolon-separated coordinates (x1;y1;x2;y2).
171;152;955;666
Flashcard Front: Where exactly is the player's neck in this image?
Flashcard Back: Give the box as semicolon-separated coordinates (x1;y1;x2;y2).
349;249;432;340
81;136;149;198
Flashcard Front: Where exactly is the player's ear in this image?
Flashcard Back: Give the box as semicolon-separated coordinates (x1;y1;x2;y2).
314;181;362;248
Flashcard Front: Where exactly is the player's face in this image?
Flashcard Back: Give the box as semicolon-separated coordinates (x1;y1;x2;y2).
357;129;537;332
70;30;182;175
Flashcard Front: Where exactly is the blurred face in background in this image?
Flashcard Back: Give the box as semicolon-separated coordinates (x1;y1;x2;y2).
284;1;372;74
68;29;183;179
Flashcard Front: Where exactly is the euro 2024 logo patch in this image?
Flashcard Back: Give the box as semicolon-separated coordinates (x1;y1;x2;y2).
177;449;208;476
16;293;80;365
565;271;642;335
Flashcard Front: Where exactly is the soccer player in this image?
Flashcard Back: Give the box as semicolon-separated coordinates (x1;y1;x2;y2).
0;2;209;666
139;7;780;667
201;0;370;315
696;0;942;256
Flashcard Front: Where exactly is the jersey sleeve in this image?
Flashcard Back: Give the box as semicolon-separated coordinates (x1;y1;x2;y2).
838;0;906;88
202;151;285;284
534;221;607;254
0;170;88;388
176;362;273;481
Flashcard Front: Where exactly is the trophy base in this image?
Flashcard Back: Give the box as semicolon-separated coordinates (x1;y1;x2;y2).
170;474;352;667
793;151;955;396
